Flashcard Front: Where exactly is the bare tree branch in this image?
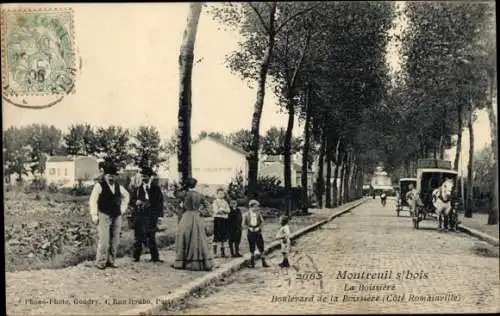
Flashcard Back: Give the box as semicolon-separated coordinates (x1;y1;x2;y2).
275;3;322;34
248;2;270;35
289;27;313;93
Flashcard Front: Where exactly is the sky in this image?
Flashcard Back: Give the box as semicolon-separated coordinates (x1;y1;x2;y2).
2;3;494;160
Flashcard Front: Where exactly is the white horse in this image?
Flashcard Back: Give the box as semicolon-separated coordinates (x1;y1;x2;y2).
432;178;456;231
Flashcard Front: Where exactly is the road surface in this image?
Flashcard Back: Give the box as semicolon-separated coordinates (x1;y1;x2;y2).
161;199;500;314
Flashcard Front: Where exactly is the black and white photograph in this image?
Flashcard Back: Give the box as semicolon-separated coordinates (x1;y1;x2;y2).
2;1;498;315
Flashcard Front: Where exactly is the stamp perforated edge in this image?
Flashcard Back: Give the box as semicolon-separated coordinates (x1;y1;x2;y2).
1;6;76;97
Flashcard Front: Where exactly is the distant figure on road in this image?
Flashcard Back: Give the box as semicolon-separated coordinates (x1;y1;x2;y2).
212;188;230;258
89;162;130;269
131;167;164;263
275;215;291;268
380;191;387;207
172;177;213;271
243;200;270;268
227;199;243;258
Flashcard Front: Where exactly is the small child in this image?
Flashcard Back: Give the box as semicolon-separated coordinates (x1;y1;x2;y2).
243;199;270;268
227;199;243;257
275;215;291;268
212;188;230;257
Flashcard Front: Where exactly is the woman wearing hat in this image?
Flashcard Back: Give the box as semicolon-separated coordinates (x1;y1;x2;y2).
172;177;213;271
89;162;130;269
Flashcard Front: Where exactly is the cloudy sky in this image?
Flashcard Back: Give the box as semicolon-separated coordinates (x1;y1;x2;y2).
2;2;494;161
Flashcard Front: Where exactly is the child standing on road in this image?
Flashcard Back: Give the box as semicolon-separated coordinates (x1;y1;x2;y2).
243;200;270;268
212;188;230;257
227;199;243;257
275;215;291;268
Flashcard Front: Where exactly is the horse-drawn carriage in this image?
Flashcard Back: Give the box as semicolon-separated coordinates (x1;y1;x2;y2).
395;178;417;217
412;168;459;230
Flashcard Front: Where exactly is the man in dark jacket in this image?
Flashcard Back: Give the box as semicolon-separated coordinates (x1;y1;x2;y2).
131;167;164;263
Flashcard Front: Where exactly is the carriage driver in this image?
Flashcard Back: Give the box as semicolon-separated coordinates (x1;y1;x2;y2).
405;183;420;217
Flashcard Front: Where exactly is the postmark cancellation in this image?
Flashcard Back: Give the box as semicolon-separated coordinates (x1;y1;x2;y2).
1;7;76;98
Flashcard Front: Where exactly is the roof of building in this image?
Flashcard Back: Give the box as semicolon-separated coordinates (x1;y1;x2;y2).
203;135;248;156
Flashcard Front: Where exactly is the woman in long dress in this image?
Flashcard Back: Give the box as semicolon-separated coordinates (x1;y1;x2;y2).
172;177;213;271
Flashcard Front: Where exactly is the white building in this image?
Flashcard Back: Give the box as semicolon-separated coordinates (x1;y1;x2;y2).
167;136;309;195
168;135;248;187
45;155;100;187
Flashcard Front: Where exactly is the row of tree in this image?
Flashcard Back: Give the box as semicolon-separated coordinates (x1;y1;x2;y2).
2;123;303;181
198;126;302;157
3;124;167;180
177;2;496;223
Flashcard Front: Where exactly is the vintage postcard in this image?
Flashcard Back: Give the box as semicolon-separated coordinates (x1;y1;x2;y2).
3;2;498;315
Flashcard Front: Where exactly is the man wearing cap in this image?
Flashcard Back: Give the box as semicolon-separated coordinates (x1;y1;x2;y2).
89;162;130;269
131;166;164;263
242;199;270;268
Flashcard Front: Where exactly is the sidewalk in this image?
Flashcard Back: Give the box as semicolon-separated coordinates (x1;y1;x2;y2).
459;213;499;239
6;201;362;315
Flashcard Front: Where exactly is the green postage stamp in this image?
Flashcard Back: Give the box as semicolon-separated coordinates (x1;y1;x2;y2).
1;7;76;97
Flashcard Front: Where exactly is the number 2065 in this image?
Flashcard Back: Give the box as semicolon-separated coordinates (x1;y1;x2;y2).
296;272;323;280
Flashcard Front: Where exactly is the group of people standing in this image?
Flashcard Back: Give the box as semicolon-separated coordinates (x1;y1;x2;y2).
89;162;292;271
89;162;164;269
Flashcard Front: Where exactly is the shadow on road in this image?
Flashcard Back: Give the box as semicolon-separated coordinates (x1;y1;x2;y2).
471;243;499;258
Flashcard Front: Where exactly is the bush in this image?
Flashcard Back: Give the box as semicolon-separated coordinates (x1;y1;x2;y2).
227;170;246;200
48;183;59;193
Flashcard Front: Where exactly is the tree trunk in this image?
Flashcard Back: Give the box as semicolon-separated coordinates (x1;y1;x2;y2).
465;107;474;218
487;80;498;225
325;146;332;208
177;3;202;186
283;101;295;216
453;103;463;171
339;152;348;205
247;2;277;197
343;153;351;203
316;134;326;208
301;84;312;211
332;154;340;207
439;105;447;160
433;143;438;167
351;163;358;202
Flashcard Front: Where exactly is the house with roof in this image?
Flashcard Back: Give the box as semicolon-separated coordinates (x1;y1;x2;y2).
260;154;301;187
167;135;249;190
167;135;314;196
45;155;100;187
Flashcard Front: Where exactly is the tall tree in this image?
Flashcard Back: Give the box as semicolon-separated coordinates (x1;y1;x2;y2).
227;129;254;153
178;2;203;186
132;126;165;169
210;2;320;197
64;124;97;156
261;126;301;156
95;126;130;167
25;124;63;174
3;127;31;182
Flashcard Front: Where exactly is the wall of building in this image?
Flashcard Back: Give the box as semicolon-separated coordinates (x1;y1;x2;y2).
168;137;248;186
46;161;75;187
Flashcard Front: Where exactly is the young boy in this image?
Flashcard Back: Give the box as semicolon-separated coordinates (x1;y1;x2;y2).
227;199;243;257
275;215;291;268
212;188;230;257
243;200;270;268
